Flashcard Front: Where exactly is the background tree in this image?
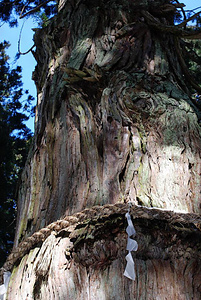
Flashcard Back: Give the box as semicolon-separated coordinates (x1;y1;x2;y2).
0;0;57;26
0;0;201;299
0;41;33;267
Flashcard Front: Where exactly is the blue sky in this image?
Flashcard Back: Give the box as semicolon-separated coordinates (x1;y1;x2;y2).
0;0;200;132
0;16;37;131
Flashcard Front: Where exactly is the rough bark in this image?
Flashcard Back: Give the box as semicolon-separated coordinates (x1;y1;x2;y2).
3;0;201;299
15;0;201;243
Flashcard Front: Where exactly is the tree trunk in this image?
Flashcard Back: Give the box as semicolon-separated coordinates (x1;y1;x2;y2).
2;0;201;299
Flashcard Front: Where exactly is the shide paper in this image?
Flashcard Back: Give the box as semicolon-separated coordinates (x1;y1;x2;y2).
0;271;11;300
124;211;138;280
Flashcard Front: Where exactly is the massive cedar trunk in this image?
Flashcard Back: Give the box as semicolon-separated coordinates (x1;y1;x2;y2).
2;0;201;299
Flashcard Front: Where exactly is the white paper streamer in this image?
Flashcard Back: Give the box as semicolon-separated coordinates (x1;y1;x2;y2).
0;271;11;300
124;210;138;280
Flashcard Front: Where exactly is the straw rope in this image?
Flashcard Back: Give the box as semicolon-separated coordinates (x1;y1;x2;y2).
0;203;200;283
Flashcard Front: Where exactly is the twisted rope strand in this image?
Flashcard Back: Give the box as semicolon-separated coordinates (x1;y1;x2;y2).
0;203;200;283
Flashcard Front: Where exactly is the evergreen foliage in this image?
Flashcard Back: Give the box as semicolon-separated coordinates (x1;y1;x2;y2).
0;0;57;27
0;41;33;266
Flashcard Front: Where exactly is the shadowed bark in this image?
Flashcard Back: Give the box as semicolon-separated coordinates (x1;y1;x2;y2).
2;0;201;299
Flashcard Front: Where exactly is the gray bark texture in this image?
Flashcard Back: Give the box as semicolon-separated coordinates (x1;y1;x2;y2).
2;0;201;299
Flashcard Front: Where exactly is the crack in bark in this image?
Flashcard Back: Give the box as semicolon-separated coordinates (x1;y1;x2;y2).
119;153;130;184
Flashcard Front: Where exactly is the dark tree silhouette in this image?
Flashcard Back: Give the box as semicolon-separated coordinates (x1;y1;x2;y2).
0;41;33;266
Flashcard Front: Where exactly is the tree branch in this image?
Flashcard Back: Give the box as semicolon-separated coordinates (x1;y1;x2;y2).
18;20;35;55
19;0;53;19
19;1;28;18
141;10;201;39
185;6;201;13
175;0;186;23
174;37;201;98
176;10;201;28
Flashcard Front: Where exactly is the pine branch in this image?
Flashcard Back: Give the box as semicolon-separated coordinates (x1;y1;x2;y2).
174;0;186;23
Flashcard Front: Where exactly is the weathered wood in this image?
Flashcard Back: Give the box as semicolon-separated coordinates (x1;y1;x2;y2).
5;204;201;299
4;0;201;298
